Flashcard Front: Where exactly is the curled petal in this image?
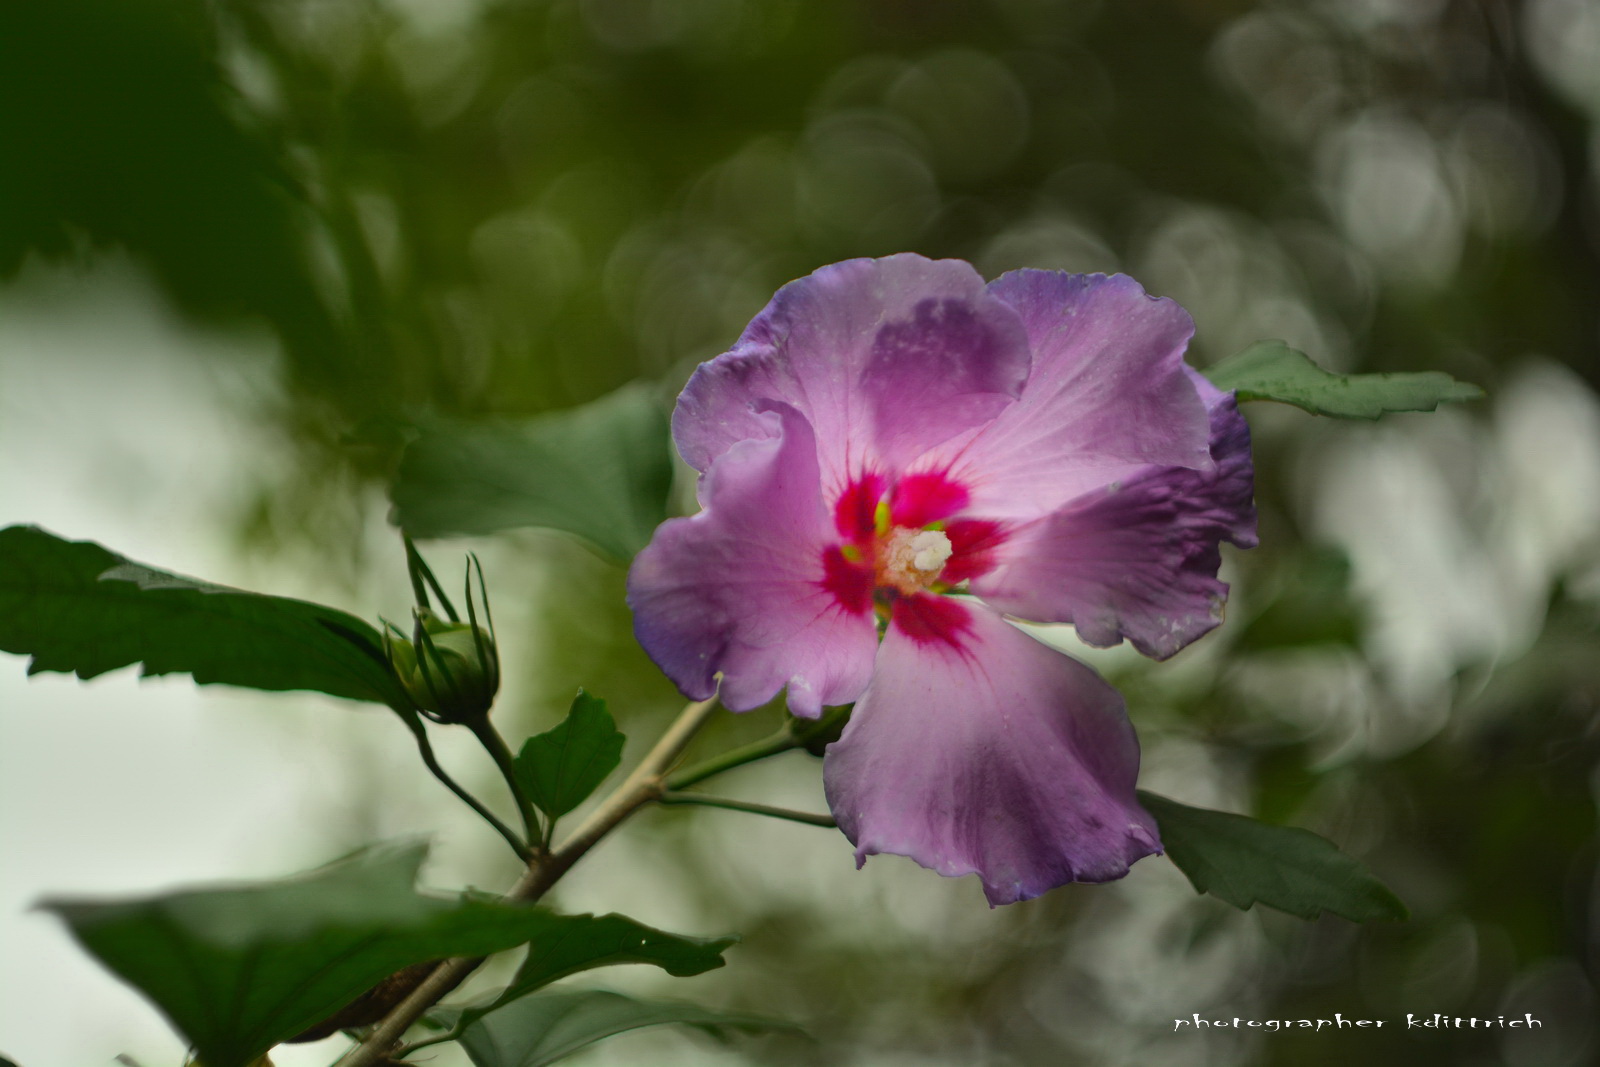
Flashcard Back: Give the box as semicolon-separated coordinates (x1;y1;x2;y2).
915;271;1211;521
973;372;1257;658
628;404;878;717
672;255;1031;499
823;602;1160;905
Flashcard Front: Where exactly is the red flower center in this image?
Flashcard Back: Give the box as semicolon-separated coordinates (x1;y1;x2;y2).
819;470;1008;645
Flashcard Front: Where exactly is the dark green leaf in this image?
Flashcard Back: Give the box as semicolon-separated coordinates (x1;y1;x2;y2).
430;913;738;1041
0;1055;20;1067
462;913;735;1032
514;691;626;822
1139;791;1408;922
42;844;732;1067
0;526;408;711
1204;340;1483;418
0;2;329;344
453;990;798;1067
390;383;673;562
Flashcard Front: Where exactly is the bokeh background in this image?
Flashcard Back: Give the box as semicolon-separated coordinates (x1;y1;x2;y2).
3;0;1599;1065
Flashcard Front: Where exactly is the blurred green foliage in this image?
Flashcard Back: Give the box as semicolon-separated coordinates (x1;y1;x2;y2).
4;0;1599;1065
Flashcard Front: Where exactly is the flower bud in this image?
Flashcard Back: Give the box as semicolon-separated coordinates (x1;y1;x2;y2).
385;608;499;724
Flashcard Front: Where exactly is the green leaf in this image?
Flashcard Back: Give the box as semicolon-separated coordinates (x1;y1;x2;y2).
453;990;797;1067
390;383;674;562
1203;340;1483;418
473;913;736;1027
0;526;409;711
514;691;626;823
430;912;738;1041
42;844;735;1067
1139;791;1408;922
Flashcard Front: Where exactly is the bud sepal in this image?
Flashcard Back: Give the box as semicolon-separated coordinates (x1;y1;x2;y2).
385;608;499;724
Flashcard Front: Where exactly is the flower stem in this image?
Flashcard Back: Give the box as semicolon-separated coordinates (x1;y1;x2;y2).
666;704;850;791
468;719;542;850
334;695;722;1067
402;715;530;863
659;790;836;828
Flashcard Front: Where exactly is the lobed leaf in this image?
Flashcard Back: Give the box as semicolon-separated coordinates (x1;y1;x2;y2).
1139;791;1408;922
42;844;737;1067
1204;340;1482;418
452;989;797;1067
389;383;674;563
0;526;408;711
514;691;626;823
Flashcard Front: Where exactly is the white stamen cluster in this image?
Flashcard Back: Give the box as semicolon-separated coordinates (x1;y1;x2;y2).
880;528;953;594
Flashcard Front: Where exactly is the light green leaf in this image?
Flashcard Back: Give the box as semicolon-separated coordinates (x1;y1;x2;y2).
1139;791;1408;922
514;691;626;823
453;990;798;1067
390;383;673;562
0;526;408;711
1204;340;1483;418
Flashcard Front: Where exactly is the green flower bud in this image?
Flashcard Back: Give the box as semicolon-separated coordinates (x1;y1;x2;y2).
385;608;499;724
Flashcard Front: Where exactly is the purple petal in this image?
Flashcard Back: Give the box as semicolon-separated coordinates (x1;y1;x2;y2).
823;601;1160;905
672;255;1031;500
972;373;1257;658
912;271;1212;521
628;403;878;717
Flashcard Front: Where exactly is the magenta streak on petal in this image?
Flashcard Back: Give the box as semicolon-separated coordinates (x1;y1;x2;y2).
971;371;1256;659
823;605;1161;905
833;472;887;542
627;403;878;719
889;593;973;650
889;471;970;529
821;544;875;614
939;518;1007;584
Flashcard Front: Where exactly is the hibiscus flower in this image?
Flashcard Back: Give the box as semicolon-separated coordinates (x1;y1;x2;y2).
628;254;1256;904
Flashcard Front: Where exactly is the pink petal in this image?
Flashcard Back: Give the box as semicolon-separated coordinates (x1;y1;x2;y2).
672;255;1031;502
627;403;878;717
913;271;1212;521
971;372;1256;658
823;601;1160;905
